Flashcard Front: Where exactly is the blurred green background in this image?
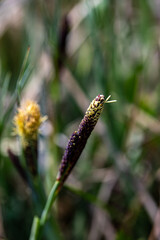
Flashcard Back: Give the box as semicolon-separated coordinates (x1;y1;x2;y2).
0;0;160;239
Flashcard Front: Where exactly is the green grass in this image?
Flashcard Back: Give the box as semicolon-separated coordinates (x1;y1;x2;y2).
0;0;160;239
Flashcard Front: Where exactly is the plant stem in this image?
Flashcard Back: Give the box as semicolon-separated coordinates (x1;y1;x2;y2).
29;180;61;240
29;216;40;240
40;180;60;226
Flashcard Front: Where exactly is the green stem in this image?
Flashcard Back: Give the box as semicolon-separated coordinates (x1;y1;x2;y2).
29;180;61;240
29;216;40;240
40;180;60;226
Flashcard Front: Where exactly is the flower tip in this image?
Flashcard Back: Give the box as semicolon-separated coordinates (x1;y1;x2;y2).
105;95;111;102
105;95;117;103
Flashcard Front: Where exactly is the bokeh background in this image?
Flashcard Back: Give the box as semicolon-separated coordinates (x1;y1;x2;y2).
0;0;160;239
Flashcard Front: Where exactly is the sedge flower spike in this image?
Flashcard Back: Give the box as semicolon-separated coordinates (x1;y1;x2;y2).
13;101;47;176
13;101;46;146
28;95;116;234
57;94;116;184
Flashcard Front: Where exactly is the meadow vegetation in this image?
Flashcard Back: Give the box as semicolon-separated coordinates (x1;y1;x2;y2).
0;1;160;239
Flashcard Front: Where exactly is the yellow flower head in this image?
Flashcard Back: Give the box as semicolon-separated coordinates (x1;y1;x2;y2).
13;101;47;146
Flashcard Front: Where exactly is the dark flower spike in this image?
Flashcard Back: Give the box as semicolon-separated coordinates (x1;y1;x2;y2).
57;94;116;184
29;94;116;233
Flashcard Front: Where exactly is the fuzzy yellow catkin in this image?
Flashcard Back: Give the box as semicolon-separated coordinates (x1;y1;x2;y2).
13;101;47;147
13;101;47;176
